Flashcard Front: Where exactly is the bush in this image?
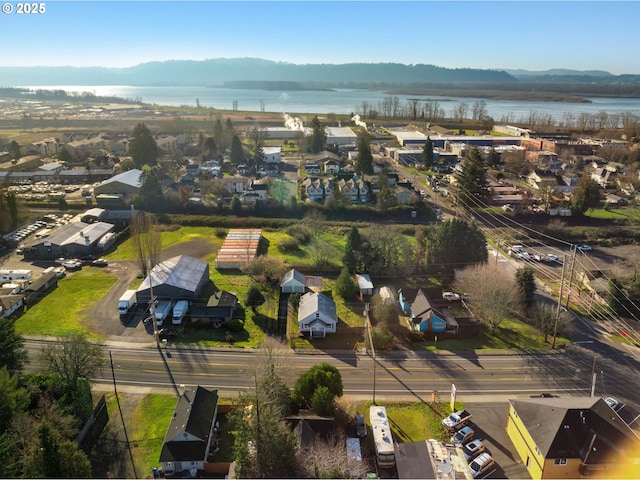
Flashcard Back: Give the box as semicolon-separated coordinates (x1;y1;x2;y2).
407;330;425;343
277;236;300;252
310;385;336;416
227;318;244;332
287;224;312;244
214;227;227;238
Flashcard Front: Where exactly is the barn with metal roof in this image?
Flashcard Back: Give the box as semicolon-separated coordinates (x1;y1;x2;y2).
136;255;210;303
93;168;142;196
25;221;115;259
214;229;262;269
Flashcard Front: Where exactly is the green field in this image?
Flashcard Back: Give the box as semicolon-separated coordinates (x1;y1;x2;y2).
16;269;118;339
584;206;640;221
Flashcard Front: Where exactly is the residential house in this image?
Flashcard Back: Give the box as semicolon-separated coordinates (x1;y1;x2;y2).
221;176;250;194
527;170;559;191
281;269;307;294
304;163;321;174
190;291;238;328
245;182;268;200
506;397;640;479
298;292;338;338
159;386;219;477
0;294;24;317
338;178;360;203
355;274;373;297
604;193;627;206
390;185;413;205
262;146;281;164
324;159;341;175
399;288;447;334
591;167;616;189
302;177;325;202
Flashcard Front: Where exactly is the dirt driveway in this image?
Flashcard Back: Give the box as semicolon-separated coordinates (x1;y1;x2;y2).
85;238;215;341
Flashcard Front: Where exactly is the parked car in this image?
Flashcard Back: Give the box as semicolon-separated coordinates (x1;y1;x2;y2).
516;252;533;261
463;439;486;462
54;257;67;264
605;396;622;412
450;426;475;445
577;244;592;252
91;258;108;267
442;409;472;431
468;452;495;478
530;393;559;398
443;291;461;301
61;260;82;271
355;413;367;438
158;328;178;340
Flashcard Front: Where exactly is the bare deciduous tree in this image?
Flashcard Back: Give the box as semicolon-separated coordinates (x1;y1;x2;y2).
299;433;371;479
131;211;162;275
41;334;105;391
454;264;520;332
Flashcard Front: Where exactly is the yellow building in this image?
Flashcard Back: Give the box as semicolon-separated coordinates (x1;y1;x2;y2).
506;397;640;479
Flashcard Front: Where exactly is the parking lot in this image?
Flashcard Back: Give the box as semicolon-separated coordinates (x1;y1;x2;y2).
463;402;529;479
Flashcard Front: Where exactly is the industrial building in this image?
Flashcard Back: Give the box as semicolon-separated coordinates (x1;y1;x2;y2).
136;255;210;303
93;168;142;196
24;221;115;259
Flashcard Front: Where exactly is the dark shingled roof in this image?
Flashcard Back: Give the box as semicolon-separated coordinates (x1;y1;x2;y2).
159;386;218;463
510;397;640;464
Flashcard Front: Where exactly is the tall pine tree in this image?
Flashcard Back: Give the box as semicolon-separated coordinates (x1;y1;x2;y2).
355;134;374;175
455;147;489;208
422;136;434;169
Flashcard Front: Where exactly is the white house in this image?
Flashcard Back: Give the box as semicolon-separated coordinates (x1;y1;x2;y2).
298;292;338;338
281;269;307;294
262;146;282;164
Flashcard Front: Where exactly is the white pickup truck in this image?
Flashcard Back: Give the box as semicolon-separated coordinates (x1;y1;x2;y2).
442;409;472;431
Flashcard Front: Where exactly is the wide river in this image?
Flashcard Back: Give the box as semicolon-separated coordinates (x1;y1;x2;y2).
23;85;640;123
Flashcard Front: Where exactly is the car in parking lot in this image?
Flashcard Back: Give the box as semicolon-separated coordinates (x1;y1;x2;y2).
443;291;461;301
463;439;486;462
468;452;495;478
355;413;367;438
577;244;592;252
605;396;622;412
451;425;474;445
91;258;108;267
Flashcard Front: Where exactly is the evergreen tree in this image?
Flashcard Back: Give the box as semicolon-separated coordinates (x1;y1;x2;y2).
230;135;244;165
422;136;434;169
57;145;74;163
335;267;359;299
455;147;490;208
485;147;500;168
0;317;27;373
8;141;20;160
6;192;18;229
571;175;601;214
203;137;217;159
309;116;327;154
355;134;374;175
428;218;488;277
515;266;537;310
245;285;265;312
343;225;362;272
128;123;159;168
292;363;343;412
134;167;164;212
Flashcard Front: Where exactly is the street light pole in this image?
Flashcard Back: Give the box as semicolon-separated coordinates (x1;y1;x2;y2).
148;260;159;348
364;304;376;404
552;254;567;349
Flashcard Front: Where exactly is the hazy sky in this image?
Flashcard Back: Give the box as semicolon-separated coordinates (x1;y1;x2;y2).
1;1;638;74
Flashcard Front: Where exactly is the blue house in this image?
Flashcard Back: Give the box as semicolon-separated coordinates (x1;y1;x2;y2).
398;288;447;333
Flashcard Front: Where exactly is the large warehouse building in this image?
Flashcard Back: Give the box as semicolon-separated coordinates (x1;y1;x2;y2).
93;168;142;196
25;221;115;259
136;255;210;303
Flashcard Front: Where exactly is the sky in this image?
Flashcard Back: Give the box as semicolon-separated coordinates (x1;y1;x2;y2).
0;1;639;74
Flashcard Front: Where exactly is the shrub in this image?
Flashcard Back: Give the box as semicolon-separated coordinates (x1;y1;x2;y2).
214;227;227;238
287;224;312;244
277;236;300;252
407;330;425;343
227;318;244;332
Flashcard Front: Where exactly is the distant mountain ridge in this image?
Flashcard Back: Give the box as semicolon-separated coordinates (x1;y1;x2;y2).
1;58;638;89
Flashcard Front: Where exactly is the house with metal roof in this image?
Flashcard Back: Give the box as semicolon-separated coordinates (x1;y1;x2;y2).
298;291;338;338
356;273;373;297
506;397;640;479
159;386;219;477
136;255;210;303
281;269;307;294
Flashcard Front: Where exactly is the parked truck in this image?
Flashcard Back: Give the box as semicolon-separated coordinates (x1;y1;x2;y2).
442;409;472;431
118;290;137;316
172;300;189;325
154;301;173;327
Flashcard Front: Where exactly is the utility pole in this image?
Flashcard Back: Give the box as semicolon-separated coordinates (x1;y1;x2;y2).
590;357;597;397
552;254;567;349
364;303;376;404
565;245;577;308
110;351;138;479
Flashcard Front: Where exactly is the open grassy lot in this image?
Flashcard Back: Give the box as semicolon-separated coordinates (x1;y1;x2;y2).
584;206;640;222
16;269;118;339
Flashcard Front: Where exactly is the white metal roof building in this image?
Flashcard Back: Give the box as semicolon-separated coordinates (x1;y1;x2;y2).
326;126;358;146
27;221;115;259
93;168;142;196
136;255;210;303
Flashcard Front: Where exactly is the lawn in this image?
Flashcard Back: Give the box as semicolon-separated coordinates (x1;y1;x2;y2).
584;206;640;221
411;318;567;352
16;269;118;339
106;226;219;261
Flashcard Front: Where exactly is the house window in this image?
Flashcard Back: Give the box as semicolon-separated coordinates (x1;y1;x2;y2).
554;458;567;466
